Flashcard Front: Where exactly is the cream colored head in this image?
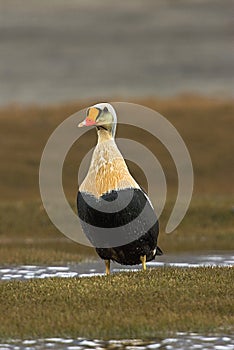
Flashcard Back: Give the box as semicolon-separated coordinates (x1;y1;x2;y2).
78;102;117;138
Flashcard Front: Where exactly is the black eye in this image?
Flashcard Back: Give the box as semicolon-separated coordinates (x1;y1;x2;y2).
103;106;108;113
86;108;90;116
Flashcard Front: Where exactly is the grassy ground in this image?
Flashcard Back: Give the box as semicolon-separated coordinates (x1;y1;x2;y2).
0;97;233;340
1;96;233;200
0;197;233;265
0;96;233;264
0;267;233;339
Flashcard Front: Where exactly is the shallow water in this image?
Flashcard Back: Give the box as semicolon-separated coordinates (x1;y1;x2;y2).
1;254;234;349
0;252;233;281
0;334;234;350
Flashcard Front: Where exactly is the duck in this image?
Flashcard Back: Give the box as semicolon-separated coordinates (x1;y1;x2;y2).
77;103;162;274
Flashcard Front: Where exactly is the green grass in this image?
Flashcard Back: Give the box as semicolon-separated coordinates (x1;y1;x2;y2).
0;98;233;341
0;267;233;339
0;196;233;265
0;241;95;265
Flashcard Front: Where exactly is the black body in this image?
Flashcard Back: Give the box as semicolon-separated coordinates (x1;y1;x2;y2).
77;188;162;265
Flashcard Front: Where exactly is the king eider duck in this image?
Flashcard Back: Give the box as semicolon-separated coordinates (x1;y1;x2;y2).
77;103;162;274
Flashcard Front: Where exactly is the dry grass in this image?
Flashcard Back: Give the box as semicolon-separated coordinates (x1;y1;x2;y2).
0;96;233;264
0;267;233;339
0;96;233;199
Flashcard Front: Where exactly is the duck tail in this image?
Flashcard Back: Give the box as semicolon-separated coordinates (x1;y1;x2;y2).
156;246;163;256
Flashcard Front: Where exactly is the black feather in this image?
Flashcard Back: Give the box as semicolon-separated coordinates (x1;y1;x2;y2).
77;188;162;265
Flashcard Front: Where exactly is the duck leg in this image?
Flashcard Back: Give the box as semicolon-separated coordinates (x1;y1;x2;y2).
140;255;147;271
105;259;110;275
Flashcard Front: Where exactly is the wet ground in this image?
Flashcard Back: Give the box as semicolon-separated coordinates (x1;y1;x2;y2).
0;252;233;281
1;253;234;349
0;334;234;350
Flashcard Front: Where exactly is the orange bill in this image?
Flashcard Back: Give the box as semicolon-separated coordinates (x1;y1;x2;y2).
78;107;100;127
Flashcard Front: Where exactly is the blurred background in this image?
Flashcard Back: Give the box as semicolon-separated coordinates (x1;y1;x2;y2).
0;0;233;105
0;0;233;265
